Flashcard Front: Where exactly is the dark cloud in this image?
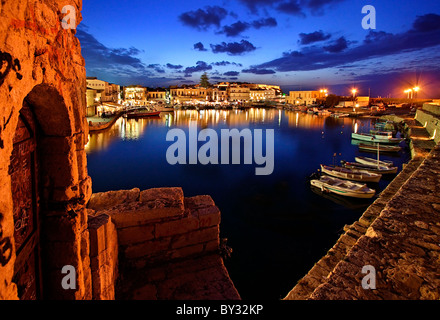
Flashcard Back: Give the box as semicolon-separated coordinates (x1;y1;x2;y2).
242;68;276;75
256;14;440;72
166;63;183;70
211;61;243;67
299;30;331;45
238;0;346;16
224;71;240;76
219;18;277;37
251;17;278;29
323;37;348;53
194;42;208;51
183;61;213;76
220;21;250;37
76;28;146;74
411;13;440;33
179;6;228;30
147;64;166;74
210;40;257;55
276;0;304;16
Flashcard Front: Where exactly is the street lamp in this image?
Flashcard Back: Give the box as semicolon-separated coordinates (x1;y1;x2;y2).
413;86;420;99
351;89;357;107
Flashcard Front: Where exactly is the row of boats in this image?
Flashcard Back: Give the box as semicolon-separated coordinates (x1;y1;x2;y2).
310;121;404;200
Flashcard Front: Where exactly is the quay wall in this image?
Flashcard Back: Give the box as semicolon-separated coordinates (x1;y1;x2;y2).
285;115;440;300
415;104;440;144
87;187;240;300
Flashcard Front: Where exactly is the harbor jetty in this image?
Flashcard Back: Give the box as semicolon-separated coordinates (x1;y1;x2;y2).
284;102;440;300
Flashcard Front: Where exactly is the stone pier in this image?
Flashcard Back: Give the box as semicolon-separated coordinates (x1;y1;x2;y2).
285;113;440;300
87;187;241;300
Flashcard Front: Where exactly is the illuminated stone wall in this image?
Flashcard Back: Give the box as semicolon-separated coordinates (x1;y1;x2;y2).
0;0;92;299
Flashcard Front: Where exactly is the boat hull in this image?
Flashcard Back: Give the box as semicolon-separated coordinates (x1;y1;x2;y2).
320;165;382;183
342;161;398;174
359;143;401;153
351;133;403;144
310;177;376;199
124;111;161;118
355;156;393;167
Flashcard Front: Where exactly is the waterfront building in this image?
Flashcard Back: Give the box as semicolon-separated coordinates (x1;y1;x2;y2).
229;84;250;102
148;88;168;103
124;85;148;106
286;90;326;106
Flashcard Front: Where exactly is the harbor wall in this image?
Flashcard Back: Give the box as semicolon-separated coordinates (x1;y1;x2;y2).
87;187;240;300
414;103;440;144
285;115;440;300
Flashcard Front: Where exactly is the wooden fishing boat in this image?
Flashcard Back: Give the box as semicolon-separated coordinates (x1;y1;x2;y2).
341;161;398;174
310;175;376;199
358;143;401;153
320;164;382;183
351;132;403;144
124;111;161;118
355;156;394;167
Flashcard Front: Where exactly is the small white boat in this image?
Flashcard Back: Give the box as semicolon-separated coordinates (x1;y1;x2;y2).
341;161;398;174
331;113;350;118
320;164;382;183
355;156;394;167
351;132;403;144
310;175;376;199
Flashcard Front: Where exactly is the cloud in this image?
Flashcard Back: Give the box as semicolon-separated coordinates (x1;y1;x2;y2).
255;14;440;72
276;0;304;16
166;63;183;70
224;71;240;76
238;0;346;16
183;61;213;76
323;37;348;53
179;6;228;30
194;42;208;51
147;64;166;74
242;68;276;75
252;17;278;29
76;28;146;74
210;40;257;55
211;61;243;67
220;21;250;37
299;30;331;45
411;13;440;32
219;18;277;37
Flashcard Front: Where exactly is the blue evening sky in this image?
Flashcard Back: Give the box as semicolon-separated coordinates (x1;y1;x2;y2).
77;0;440;97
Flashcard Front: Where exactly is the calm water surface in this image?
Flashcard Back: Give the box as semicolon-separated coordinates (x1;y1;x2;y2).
85;109;410;299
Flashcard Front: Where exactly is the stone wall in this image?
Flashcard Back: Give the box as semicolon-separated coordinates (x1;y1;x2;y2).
87;187;233;299
415;103;440;144
88;214;118;300
0;0;91;300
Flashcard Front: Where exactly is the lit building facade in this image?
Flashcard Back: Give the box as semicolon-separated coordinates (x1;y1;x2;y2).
286;91;326;106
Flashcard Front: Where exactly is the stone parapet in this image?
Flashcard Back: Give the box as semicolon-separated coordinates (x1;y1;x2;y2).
87;187;240;300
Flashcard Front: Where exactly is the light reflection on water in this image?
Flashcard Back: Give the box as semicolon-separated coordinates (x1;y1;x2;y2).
85;108;410;299
86;109;364;153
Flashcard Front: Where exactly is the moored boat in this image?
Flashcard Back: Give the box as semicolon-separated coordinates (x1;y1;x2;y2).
310;175;376;199
351;132;403;144
124;111;161;118
355;156;394;167
341;161;398;174
358;143;401;153
320;164;382;183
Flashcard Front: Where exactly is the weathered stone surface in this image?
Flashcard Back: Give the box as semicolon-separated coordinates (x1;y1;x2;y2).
286;120;440;300
88;188;140;211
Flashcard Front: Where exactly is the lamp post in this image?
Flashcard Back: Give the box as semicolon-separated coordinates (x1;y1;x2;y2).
351;89;357;108
413;87;419;99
